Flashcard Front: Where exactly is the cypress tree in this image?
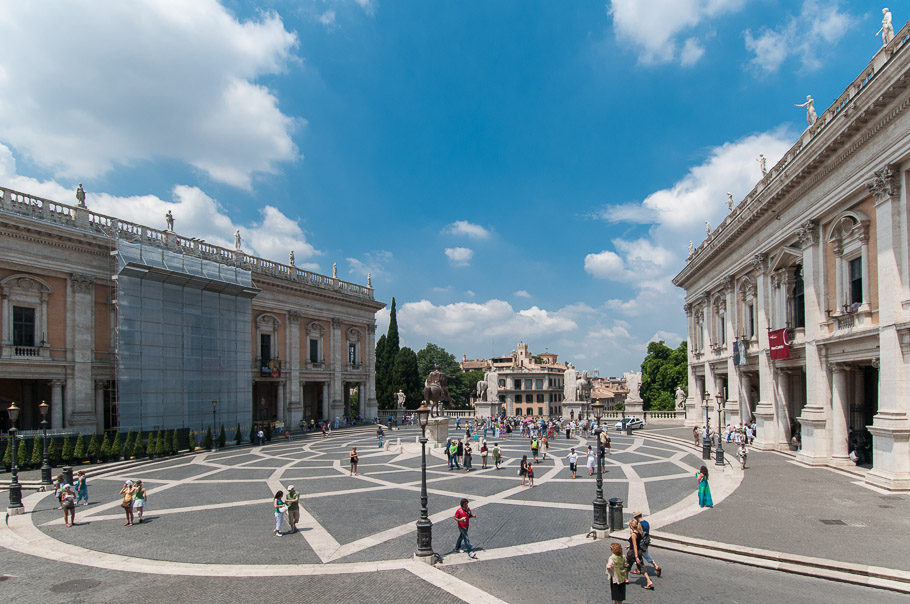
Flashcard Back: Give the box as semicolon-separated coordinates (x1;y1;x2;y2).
131;434;144;458
100;432;112;459
234;423;242;444
188;430;197;450
86;434;100;459
18;436;29;468
31;437;43;466
48;437;59;465
111;431;122;459
155;430;166;456
218;424;226;448
123;429;134;457
171;429;179;454
61;434;73;463
203;427;213;449
72;434;86;462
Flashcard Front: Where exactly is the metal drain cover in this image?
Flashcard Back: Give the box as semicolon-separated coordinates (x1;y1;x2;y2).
819;519;847;525
50;579;101;593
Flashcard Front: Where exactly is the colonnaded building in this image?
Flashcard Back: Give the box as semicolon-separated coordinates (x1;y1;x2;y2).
674;25;910;490
0;186;383;435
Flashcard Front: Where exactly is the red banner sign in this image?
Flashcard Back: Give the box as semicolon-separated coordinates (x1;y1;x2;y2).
768;328;790;360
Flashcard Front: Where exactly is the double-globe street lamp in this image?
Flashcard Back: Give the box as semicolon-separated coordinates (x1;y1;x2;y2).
39;400;52;485
591;401;608;534
701;392;712;461
7;402;24;514
715;393;725;467
414;402;435;561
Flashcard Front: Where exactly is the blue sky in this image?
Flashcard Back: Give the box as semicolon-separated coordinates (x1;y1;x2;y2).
0;1;891;375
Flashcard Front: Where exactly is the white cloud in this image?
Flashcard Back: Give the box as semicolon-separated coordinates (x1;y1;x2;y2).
399;300;578;340
346;250;392;282
319;10;337;27
744;0;854;73
608;0;744;65
513;290;532;298
444;247;473;267
649;330;684;346
0;143;320;268
0;1;300;189
465;290;477;298
443;220;492;239
354;0;376;16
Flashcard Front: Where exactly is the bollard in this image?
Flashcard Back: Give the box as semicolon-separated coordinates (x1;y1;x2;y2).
62;465;74;487
608;497;624;532
702;438;712;461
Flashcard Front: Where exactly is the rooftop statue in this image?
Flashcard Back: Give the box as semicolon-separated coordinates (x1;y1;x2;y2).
75;184;86;208
234;229;243;250
877;8;895;46
727;192;735;211
165;210;174;232
705;221;711;236
757;154;767;176
795;95;817;126
289;250;295;266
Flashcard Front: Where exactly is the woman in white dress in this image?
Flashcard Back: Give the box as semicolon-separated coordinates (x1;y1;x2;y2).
586;445;596;476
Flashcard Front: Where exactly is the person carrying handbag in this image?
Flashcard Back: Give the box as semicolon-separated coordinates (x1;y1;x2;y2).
273;490;287;536
119;481;135;526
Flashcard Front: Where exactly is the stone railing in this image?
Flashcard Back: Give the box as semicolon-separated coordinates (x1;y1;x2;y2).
0;186;375;301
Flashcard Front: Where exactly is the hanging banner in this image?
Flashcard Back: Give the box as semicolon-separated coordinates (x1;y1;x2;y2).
768;328;791;360
733;339;748;366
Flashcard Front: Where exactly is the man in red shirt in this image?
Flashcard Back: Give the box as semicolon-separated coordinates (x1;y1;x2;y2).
454;498;477;558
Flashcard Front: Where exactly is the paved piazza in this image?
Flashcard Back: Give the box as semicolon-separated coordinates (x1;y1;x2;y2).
8;425;904;603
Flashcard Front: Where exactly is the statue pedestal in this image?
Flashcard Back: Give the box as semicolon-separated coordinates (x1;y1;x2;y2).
563;402;585;422
624;401;644;416
425;416;450;448
474;401;501;420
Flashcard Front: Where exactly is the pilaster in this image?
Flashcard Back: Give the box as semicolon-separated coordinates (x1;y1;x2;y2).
287;311;301;421
330;317;343;419
67;273;95;431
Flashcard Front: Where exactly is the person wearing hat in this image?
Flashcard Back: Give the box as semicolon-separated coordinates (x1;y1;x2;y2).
60;483;77;527
625;516;654;589
633;511;661;578
119;480;135;526
286;485;300;533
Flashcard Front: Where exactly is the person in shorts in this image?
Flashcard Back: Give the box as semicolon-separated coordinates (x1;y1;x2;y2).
567;448;578;479
285;485;300;533
131;479;147;522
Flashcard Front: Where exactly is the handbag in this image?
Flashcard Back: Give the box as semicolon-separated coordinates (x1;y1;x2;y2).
277;505;288;514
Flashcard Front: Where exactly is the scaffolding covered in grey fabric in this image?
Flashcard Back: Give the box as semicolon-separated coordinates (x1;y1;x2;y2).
114;241;258;432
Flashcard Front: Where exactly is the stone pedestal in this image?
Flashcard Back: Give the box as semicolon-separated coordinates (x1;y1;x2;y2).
624;401;644;416
474;401;501;420
425;416;450;448
795;406;829;466
563;402;585;422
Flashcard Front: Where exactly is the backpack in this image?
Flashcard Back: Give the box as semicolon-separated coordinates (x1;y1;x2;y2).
640;531;651;550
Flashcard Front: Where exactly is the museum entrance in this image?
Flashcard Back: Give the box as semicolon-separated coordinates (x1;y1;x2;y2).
253;381;278;425
302;382;324;421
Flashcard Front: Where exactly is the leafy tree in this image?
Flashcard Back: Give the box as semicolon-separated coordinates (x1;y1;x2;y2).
31;437;43;466
349;389;360;416
234;424;242;444
392;347;422;408
86;434;100;459
454;369;485;408
73;434;86;462
122;429;134;458
203;427;213;449
61;435;73;463
640;340;689;411
416;342;460;383
18;436;29;468
218;424;226;448
189;430;197;450
48;437;59;464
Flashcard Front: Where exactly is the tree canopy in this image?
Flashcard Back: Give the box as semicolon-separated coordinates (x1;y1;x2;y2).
640;340;688;411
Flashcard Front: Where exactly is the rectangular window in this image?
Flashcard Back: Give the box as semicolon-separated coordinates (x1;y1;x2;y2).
514;379;522;390
535;379;543;389
719;316;726;345
515;394;523;403
309;339;319;362
849;257;863;305
12;306;35;347
525;379;533;389
348;343;357;364
260;333;271;362
536;394;544;403
793;265;806;328
748;304;755;338
538;407;543;415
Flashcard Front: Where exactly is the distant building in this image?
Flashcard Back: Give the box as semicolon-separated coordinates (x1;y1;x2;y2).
461;342;567;416
591;376;629;411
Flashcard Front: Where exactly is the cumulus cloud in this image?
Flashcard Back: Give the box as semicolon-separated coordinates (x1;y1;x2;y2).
592;128;795;315
513;290;532;298
0;1;300;189
443;220;492;239
319;10;337;27
0;143;320;269
744;0;854;73
608;0;744;65
400;300;578;339
444;247;473;267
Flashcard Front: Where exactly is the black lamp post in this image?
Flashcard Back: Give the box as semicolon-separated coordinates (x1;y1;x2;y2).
702;392;711;461
414;403;435;561
211;399;217;451
591;401;608;533
7;402;24;514
715;393;725;467
39;400;52;485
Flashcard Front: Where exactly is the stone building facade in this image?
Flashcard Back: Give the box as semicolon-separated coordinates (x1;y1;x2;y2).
0;186;383;434
673;30;910;490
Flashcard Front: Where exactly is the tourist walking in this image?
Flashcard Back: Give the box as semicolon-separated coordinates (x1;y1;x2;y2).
53;473;64;509
132;480;147;523
693;426;700;448
567;448;578;479
530;437;539;463
738;442;748;470
464;442;473;471
449;440;461;470
273;490;286;536
606;542;629;603
626;517;655;589
377;425;384;448
321;422;328;438
349;447;359;476
603;431;612;454
586;445;596;476
492;443;502;470
519;454;529;486
480;441;488;469
119;480;135;526
60;483;77;527
541;435;549;460
635;511;662;578
285;485;300;533
74;470;89;505
453;498;477;558
456;439;465;466
696;465;713;507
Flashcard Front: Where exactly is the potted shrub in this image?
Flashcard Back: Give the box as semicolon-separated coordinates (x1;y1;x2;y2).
111;431;122;461
218;424;226;448
203;427;213;450
30;436;43;468
72;434;86;464
170;429;179;454
131;434;145;459
100;433;112;461
123;429;134;459
233;424;242;446
188;430;197;451
155;430;166;457
248;425;256;445
17;436;29;470
48;437;59;467
61;434;73;464
86;434;100;463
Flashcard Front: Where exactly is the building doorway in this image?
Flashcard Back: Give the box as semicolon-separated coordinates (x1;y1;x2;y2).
254;381;279;424
0;379;52;431
302;382;324;420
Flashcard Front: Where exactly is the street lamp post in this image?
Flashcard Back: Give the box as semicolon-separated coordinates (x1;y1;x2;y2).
414;403;435;561
39;400;51;485
715;393;725;467
211;399;217;451
7;402;24;514
591;402;608;534
702;392;711;460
